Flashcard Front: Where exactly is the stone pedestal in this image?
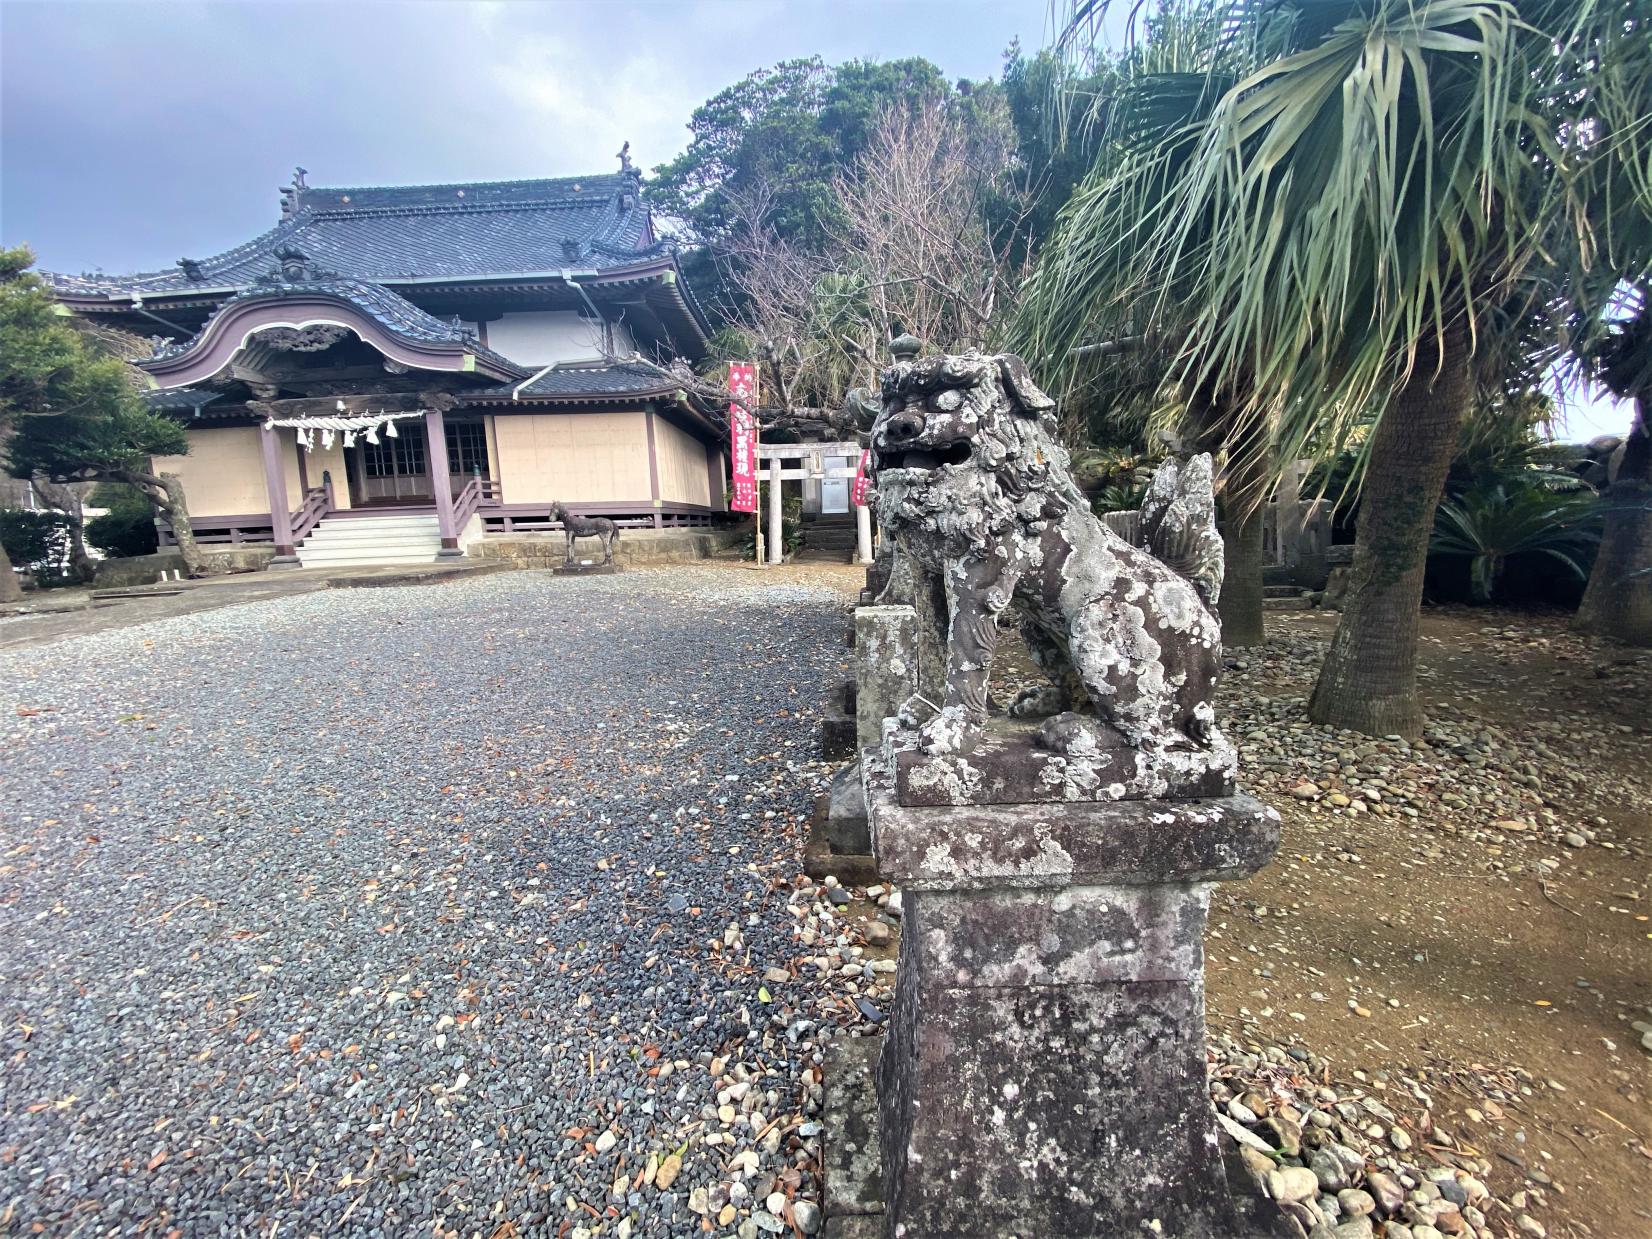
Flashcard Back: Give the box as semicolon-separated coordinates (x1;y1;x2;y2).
854;606;919;751
864;749;1278;1238
552;562;620;576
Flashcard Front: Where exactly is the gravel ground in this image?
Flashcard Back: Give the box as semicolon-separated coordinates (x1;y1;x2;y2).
0;568;854;1238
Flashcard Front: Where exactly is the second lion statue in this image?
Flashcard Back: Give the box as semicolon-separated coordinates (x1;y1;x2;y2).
867;349;1234;789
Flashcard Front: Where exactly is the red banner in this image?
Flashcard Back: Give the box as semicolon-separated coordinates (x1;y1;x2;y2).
851;449;871;507
728;361;759;513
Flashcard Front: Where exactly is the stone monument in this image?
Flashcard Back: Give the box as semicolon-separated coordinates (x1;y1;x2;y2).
856;345;1280;1238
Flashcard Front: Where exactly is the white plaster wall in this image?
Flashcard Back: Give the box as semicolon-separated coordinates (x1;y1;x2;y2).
152;426;266;517
653;416;713;506
484;311;637;367
494;412;651;502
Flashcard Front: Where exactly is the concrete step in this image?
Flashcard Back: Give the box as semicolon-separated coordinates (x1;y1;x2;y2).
313;516;440;533
303;529;443;547
297;512;443;567
298;549;441;567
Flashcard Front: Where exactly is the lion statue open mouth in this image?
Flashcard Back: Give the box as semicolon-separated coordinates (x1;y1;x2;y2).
868;349;1233;784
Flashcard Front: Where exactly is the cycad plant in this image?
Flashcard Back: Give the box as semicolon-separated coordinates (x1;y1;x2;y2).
1431;484;1602;603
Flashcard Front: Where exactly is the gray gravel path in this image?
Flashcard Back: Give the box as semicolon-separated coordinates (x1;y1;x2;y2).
0;568;850;1238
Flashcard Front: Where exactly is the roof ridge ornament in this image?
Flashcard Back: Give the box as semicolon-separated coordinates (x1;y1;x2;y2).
256;244;338;286
278;166;309;219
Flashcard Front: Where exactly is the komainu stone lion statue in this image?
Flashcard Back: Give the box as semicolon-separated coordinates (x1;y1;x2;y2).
868;350;1234;794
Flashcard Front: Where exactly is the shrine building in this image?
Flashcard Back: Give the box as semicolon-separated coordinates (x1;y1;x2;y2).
45;158;727;566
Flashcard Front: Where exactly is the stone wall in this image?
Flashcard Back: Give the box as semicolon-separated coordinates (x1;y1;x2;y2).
468;528;741;567
93;547;277;587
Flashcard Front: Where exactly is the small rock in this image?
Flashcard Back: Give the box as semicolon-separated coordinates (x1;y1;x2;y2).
655;1154;682;1190
792;1200;823;1234
1366;1172;1405;1215
1337;1189;1376;1218
1268;1166;1320;1204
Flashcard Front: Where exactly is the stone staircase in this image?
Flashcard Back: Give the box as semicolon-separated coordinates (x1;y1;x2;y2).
1264;583;1316;611
795;514;858;563
297;514;443;567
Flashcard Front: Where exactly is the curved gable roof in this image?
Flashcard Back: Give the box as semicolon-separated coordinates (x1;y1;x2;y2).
138;279;526;388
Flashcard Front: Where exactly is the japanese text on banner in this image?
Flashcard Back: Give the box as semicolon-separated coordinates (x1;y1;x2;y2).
728;362;759;513
851;449;872;507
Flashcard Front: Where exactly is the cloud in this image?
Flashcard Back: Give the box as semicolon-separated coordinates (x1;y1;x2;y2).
490;34;696;172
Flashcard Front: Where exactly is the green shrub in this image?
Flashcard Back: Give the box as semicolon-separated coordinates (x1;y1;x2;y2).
740;496;805;558
0;508;74;584
86;483;158;558
1430;484;1602;604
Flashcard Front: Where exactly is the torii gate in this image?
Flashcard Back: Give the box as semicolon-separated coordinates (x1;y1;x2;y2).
755;441;873;566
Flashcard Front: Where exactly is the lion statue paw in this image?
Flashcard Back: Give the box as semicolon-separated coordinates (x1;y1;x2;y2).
1009;684;1068;718
916;705;982;756
1035;712;1104;756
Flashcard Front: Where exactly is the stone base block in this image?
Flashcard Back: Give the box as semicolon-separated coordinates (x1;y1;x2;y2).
552;562;621;575
864;762;1279;1238
822;1016;1289;1239
891;715;1235;806
805;763;880;884
823;1038;886;1227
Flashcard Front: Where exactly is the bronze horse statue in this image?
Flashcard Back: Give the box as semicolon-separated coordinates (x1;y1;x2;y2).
549;502;619;566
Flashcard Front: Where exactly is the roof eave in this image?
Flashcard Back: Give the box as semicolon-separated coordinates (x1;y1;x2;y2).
137;291;526;388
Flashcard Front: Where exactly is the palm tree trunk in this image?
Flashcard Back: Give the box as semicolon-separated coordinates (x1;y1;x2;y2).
1309;325;1474;737
1573;395;1651;645
1218;441;1270;648
0;538;21;603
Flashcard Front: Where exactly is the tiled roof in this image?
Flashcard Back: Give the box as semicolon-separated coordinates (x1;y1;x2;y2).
46;171;660;297
471;360;681;400
143;388;223;412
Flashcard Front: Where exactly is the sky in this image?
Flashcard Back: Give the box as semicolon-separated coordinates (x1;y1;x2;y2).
0;0;1632;440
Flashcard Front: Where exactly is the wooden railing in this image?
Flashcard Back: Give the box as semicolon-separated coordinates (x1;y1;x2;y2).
289;485;333;545
451;476;501;533
479;502;728;533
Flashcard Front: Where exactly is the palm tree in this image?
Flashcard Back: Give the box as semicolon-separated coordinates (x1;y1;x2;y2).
1032;0;1651;734
1013;1;1279;645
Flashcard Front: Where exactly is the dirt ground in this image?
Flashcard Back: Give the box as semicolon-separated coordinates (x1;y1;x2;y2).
1198;608;1651;1239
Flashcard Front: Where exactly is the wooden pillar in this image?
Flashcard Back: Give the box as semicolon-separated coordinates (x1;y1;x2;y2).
424;410;462;556
767;456;784;566
645;410;664;529
856;498;874;564
259;423;298;563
